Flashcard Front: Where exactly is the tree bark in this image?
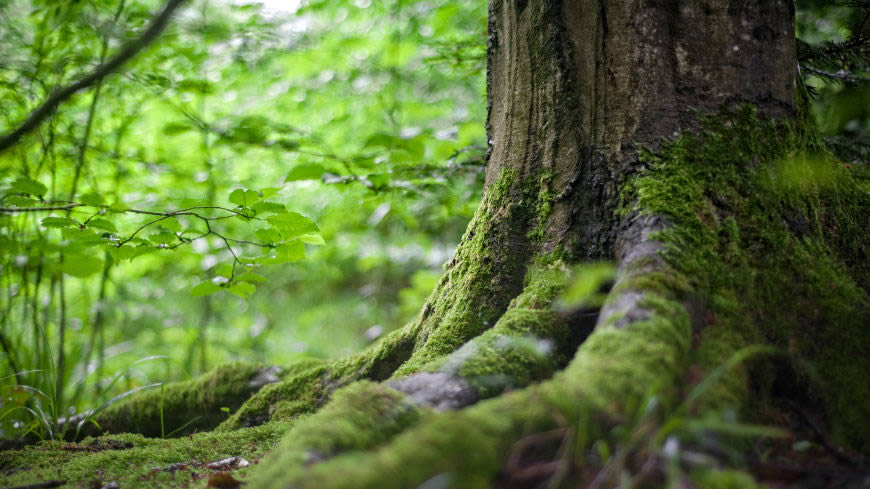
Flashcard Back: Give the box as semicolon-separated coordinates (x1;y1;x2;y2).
484;0;795;257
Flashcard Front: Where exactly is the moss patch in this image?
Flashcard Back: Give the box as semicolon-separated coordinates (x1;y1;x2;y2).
246;381;423;489
79;362;286;439
624;107;870;448
393;168;534;375
0;420;293;489
419;263;576;398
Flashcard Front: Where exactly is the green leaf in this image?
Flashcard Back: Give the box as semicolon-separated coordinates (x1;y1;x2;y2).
162;122;193;135
109;246;139;263
285;163;326;182
365;174;391;189
276;241;305;263
191;281;223;297
251;201;286;215
394;137;425;161
87;218;117;233
276;138;300;151
149;232;176;245
558;262;616;310
298;233;326;245
236;272;267;283
80;193;105;207
267;212;318;238
259;187;282;199
255;228;282;244
216;263;234;278
4;196;38;207
61;228;105;247
229;189;260;207
159;217;182;233
227;282;256;299
10;177;47;197
42;217;79;229
364;132;398;149
60;254;103;278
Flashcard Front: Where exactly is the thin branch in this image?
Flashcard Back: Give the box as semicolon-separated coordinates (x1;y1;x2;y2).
802;65;870;83
0;0;188;153
0;204;82;213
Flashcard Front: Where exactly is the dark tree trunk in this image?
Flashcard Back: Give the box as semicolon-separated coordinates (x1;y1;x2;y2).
484;0;796;256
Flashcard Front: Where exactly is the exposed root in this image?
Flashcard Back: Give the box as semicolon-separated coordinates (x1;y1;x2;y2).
71;363;289;439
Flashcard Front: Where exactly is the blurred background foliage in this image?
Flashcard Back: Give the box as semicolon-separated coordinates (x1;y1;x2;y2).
797;0;870;168
0;0;866;439
0;0;486;437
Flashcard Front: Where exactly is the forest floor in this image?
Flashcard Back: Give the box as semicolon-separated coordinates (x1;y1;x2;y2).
1;395;868;489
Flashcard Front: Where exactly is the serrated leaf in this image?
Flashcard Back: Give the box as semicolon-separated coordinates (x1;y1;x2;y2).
191;281;223;297
87;218;117;232
42;217;79;229
267;212;318;238
251;201;286;215
298;233;326;245
10;177;47;197
60;253;103;278
227;282;256;299
229;189;260;207
285;163;326;182
80;193;105;207
236;272;267;283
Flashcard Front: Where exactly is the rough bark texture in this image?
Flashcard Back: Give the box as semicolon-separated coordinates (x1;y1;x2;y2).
485;0;795;258
2;2;869;489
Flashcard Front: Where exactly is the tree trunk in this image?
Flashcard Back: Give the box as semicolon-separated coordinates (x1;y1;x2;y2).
5;2;868;489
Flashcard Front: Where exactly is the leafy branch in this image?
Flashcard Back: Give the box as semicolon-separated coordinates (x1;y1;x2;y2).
0;0;188;153
798;1;870;88
0;190;322;298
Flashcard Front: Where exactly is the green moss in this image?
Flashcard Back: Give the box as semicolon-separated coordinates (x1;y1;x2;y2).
219;326;419;431
564;292;692;412
692;469;769;489
415;263;575;397
528;171;556;241
249;277;689;489
0;420;293;489
689;328;751;412
392;167;534;375
246;381;423;489
81;362;285;438
625;106;870;448
218;364;328;431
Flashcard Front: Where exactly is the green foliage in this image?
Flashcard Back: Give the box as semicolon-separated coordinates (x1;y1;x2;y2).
0;0;486;440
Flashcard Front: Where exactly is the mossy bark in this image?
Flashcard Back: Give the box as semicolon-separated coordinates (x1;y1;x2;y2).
3;2;868;489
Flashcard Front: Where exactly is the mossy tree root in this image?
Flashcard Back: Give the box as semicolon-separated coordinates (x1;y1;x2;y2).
241;111;870;488
245;229;696;489
69;362;290;439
